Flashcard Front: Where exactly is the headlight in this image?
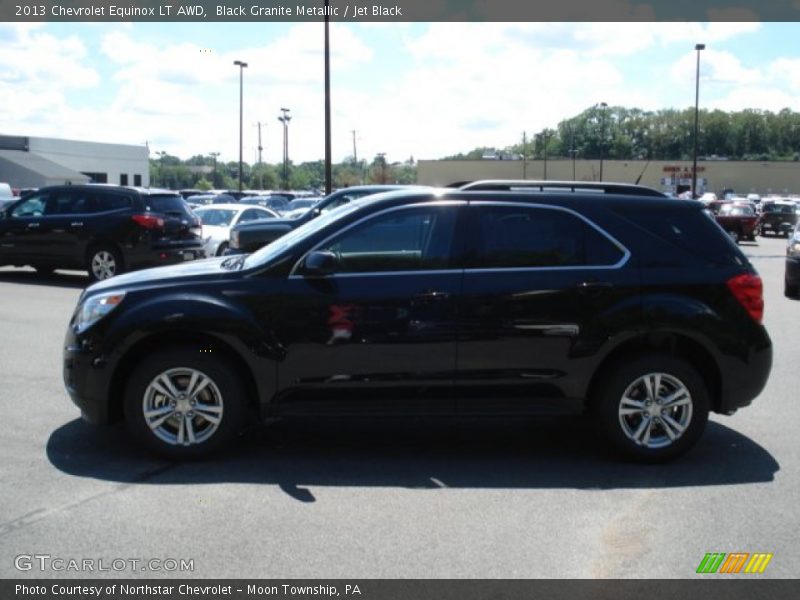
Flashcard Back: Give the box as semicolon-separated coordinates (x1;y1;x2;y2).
74;292;126;334
230;230;240;249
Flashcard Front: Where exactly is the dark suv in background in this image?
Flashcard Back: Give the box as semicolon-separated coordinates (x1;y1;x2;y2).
63;184;771;461
226;185;426;254
0;185;204;281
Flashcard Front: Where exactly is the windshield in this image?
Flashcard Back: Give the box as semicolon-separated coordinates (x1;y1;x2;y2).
243;200;366;269
196;208;236;226
720;205;754;216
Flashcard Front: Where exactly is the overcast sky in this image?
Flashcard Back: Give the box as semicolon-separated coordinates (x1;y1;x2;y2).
1;21;799;164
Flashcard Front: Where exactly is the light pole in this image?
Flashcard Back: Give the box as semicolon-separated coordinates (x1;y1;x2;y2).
324;0;333;195
278;108;291;189
598;102;608;182
156;151;167;187
233;60;248;192
692;43;705;198
209;152;220;188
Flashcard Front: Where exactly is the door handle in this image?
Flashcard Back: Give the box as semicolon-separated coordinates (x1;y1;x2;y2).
26;223;40;228
412;291;451;302
70;222;84;227
577;281;612;295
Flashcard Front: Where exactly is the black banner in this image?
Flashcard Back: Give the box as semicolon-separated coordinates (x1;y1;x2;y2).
3;580;800;600
1;0;799;22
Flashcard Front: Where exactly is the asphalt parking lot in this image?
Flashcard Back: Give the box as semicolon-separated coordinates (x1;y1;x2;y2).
0;236;797;579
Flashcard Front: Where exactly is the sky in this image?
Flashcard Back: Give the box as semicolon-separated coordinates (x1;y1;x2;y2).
1;21;799;165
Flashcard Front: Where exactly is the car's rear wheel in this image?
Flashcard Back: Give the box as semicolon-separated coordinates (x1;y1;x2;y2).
593;355;710;462
123;347;247;459
785;280;799;299
728;230;740;244
87;245;123;281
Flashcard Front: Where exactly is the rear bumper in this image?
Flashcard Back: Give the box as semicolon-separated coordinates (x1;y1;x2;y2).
127;242;205;270
717;333;772;414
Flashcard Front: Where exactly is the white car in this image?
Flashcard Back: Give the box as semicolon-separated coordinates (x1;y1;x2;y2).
194;203;279;256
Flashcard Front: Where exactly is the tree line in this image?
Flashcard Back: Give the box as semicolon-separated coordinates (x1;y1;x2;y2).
444;106;800;163
149;154;417;191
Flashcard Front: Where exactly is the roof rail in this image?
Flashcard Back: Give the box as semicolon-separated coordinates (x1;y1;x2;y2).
458;180;666;197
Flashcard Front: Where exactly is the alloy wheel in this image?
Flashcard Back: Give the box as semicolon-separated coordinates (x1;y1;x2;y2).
617;372;693;449
142;367;224;447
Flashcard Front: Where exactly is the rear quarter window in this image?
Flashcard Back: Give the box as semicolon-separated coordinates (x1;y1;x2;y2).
613;205;747;268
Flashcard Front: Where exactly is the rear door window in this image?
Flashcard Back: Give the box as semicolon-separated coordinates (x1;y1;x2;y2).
466;205;625;269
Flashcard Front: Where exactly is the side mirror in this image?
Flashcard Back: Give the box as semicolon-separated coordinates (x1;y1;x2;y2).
303;250;337;277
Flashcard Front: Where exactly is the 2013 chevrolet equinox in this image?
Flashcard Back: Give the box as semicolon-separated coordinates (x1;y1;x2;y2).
63;187;772;461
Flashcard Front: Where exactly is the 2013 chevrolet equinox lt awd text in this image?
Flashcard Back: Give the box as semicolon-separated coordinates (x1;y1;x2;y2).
63;187;772;461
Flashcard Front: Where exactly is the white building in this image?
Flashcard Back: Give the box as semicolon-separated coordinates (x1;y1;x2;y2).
0;135;149;189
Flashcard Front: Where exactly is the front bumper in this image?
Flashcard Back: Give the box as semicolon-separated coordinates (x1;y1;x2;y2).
63;327;116;424
786;255;800;287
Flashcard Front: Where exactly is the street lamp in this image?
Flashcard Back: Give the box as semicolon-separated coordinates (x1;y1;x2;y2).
156;150;167;187
278;108;292;189
324;0;332;195
692;43;706;199
598;102;608;182
233;60;248;192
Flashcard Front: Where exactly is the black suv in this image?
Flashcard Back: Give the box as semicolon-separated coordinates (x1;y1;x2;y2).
63;186;771;461
0;185;204;281
226;185;425;254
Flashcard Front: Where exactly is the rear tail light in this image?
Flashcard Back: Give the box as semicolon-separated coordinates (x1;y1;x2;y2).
727;273;764;323
131;214;165;229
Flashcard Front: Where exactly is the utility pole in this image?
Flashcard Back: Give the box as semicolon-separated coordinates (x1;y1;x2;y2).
256;122;264;164
352;130;358;165
377;153;387;184
522;131;527;179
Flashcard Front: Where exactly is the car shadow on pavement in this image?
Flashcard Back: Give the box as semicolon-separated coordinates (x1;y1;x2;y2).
0;268;88;289
46;417;779;501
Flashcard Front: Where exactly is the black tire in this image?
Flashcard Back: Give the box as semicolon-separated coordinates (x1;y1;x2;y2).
123;346;248;460
728;230;740;244
216;242;229;257
86;244;124;282
592;354;710;462
785;280;800;299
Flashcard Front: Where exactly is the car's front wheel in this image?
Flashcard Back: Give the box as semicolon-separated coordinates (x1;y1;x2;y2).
123;347;248;459
216;242;229;256
593;355;710;462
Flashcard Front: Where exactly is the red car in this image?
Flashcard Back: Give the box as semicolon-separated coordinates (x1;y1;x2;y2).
708;201;759;244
